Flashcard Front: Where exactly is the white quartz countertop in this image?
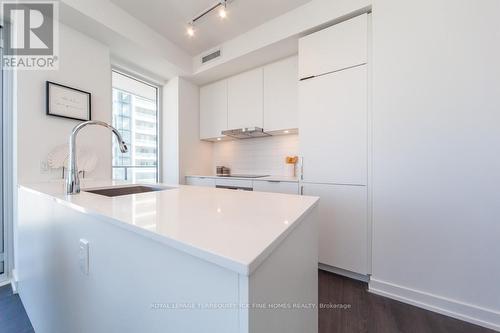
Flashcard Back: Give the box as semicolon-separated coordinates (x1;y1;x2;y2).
20;180;318;276
186;175;300;182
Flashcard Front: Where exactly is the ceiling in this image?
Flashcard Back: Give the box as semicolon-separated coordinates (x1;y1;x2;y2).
109;0;312;56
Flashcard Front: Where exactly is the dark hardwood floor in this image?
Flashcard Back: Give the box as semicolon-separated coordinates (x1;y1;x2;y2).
0;284;34;333
319;270;495;333
0;272;495;333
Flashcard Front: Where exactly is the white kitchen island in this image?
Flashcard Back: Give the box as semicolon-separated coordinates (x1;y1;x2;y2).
16;181;319;333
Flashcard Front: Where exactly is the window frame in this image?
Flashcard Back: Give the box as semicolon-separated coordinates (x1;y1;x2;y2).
111;68;162;183
1;25;15;285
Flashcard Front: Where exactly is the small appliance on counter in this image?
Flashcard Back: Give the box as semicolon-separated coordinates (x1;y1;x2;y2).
216;166;231;176
285;156;298;177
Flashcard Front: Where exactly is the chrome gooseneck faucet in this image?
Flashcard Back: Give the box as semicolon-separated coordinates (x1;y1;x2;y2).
66;120;128;195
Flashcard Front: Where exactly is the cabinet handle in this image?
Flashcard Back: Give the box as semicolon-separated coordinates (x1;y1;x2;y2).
300;75;316;81
300;186;304;195
268;180;281;183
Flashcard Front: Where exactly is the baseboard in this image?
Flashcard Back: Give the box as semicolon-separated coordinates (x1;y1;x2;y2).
11;268;18;294
0;279;11;287
319;263;370;282
369;278;500;332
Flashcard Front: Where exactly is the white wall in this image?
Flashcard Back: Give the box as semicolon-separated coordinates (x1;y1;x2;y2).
17;23;113;183
178;79;213;183
370;0;500;330
60;0;191;79
161;78;180;185
213;135;299;176
162;77;212;184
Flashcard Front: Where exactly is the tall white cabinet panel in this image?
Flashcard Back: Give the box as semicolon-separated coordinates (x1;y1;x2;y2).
263;56;298;132
298;14;367;79
299;65;367;185
200;80;228;140
227;68;264;129
302;183;368;275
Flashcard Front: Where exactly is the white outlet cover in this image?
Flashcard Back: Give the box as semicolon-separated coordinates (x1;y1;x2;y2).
79;239;90;275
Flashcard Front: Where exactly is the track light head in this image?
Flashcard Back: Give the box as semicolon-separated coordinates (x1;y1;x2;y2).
218;3;227;19
186;24;195;37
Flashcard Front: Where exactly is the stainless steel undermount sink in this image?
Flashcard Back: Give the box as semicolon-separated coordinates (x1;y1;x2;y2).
84;185;172;197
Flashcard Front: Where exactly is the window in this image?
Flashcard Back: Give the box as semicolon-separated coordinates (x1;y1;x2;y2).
112;71;159;183
0;30;4;277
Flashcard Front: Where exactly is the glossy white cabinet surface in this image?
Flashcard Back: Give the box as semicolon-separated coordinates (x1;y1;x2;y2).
200;79;228;139
253;180;299;195
215;178;253;189
298;13;367;79
299;65;368;185
185;176;216;187
302;183;368;275
263;56;298;132
228;67;264;129
18;183;319;333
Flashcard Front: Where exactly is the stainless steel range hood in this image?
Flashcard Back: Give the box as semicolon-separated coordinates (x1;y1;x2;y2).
221;127;271;139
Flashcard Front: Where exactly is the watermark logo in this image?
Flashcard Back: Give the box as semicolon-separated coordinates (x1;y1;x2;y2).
2;1;59;70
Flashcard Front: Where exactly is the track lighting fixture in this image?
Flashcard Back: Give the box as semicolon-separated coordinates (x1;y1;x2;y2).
186;0;230;38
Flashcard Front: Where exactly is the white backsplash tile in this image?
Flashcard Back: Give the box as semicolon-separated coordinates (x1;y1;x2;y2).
213;134;299;176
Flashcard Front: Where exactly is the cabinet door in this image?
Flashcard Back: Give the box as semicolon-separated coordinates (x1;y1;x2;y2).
263;56;298;132
299;65;367;185
253;181;299;194
298;14;367;79
215;178;253;189
185;177;216;187
200;80;228;140
302;183;368;275
228;68;263;129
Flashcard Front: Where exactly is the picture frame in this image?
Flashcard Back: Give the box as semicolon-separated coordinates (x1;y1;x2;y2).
46;81;91;121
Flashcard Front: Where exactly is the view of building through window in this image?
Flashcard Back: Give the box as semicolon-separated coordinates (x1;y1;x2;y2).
112;71;159;182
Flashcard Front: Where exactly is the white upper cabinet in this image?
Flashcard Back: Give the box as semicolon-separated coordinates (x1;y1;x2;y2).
299;65;368;185
298;14;368;79
227;67;264;129
200;80;228;140
263;56;298;132
200;58;299;139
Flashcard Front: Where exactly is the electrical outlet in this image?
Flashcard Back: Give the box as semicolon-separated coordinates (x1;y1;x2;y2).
79;239;90;275
40;160;50;173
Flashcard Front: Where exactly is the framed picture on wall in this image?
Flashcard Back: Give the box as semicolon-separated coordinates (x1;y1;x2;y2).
46;81;91;121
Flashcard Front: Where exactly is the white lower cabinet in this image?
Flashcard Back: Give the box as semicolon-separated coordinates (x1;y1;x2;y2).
253;180;299;194
302;183;368;275
185;177;216;187
215;178;253;189
185;177;300;195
